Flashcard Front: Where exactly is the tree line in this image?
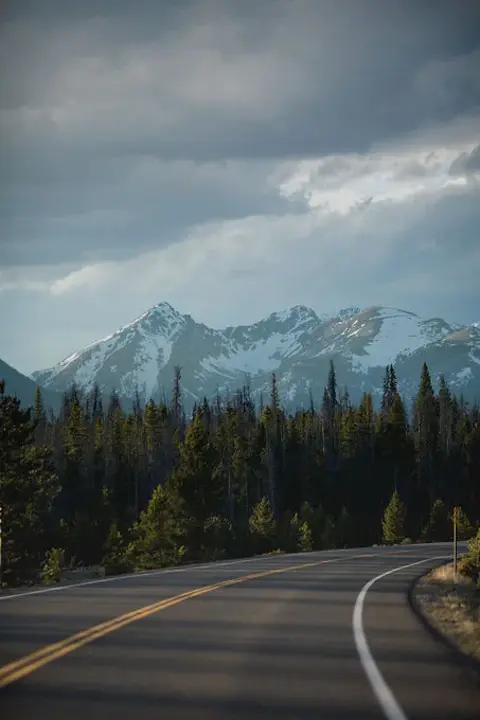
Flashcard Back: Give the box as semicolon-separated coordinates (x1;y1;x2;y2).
0;361;479;587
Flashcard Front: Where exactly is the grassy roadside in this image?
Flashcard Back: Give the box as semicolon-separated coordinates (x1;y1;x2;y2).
414;561;480;662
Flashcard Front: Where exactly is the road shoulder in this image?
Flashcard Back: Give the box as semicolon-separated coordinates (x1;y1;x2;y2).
409;563;480;683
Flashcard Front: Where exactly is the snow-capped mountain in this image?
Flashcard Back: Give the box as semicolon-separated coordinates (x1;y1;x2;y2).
32;302;480;408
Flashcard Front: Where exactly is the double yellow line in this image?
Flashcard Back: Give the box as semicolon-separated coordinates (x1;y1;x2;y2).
0;553;371;689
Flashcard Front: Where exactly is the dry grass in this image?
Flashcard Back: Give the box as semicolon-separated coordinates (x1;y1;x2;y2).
429;563;472;584
415;561;480;661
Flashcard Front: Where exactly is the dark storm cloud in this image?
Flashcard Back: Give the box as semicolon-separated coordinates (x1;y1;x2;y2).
2;1;479;158
1;0;479;268
1;155;293;266
449;144;480;176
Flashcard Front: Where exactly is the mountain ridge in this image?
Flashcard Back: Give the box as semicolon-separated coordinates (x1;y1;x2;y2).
31;302;480;409
0;357;62;411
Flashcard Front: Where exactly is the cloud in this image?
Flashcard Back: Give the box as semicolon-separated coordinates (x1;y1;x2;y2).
449;144;480;175
1;155;289;267
274;127;480;214
4;134;478;329
3;3;480;158
1;0;479;372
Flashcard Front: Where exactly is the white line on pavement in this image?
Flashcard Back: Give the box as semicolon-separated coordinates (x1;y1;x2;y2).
353;555;450;720
0;556;264;602
0;549;323;602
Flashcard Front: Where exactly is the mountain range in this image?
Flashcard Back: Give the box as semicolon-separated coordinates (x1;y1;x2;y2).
24;302;480;411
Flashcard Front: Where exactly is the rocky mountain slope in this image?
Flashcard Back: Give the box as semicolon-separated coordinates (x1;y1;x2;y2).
0;357;62;411
31;303;480;409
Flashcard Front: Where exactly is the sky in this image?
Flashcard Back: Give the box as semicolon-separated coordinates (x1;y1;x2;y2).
1;0;479;374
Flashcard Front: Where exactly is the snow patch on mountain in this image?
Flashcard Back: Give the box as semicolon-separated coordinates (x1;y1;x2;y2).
61;331;134;389
32;301;480;408
267;305;319;326
351;308;452;372
469;349;480;366
202;332;303;376
455;367;473;384
120;333;173;399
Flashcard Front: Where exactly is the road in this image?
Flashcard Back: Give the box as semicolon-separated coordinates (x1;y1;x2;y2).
0;544;479;719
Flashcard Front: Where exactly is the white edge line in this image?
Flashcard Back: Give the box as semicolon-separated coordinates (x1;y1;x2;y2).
0;557;263;602
0;549;320;602
0;545;454;602
353;555;450;720
0;546;372;602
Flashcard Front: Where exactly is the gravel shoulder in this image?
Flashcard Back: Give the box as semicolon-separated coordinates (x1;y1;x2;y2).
414;562;480;662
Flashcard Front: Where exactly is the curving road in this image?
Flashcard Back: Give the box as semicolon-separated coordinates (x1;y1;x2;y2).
0;544;479;719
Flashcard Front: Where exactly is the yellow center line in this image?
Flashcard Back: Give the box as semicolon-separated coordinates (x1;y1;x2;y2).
0;553;373;689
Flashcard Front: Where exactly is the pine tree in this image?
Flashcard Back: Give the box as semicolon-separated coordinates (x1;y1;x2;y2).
298;521;313;552
421;499;450;542
203;514;233;560
282;418;304;513
389;365;398;399
34;385;44;418
438;376;452;455
340;408;357;460
335;506;351;548
327;360;337;411
171;365;182;424
249;496;276;553
168;409;223;558
464;424;480;523
453;506;475;540
381;366;392;415
270;373;279;414
102;522;131;575
287;511;301;552
33;385;48;451
128;483;186;570
322;361;339;476
412;363;438;514
0;381;59;585
321;515;336;549
1;351;479;588
382;490;406;545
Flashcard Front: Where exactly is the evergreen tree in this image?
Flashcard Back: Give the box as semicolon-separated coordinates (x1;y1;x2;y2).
128;484;186;569
203;514;233;560
412;362;438;518
1;361;479;588
0;382;59;585
287;511;301;552
381;365;393;415
382;490;406;545
33;386;47;445
249;496;277;553
298;521;313;552
437;376;452;455
168;409;223;559
321;515;336;549
171;365;182;424
102;522;131;575
453;506;475;540
335;506;351;548
421;499;450;542
327;359;338;411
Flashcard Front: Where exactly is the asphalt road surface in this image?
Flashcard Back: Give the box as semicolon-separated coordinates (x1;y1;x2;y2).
1;544;479;719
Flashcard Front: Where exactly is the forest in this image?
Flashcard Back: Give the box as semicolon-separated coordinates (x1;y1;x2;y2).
1;361;479;587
